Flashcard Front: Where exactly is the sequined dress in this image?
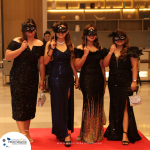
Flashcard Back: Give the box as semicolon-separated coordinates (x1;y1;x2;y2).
75;48;105;144
7;40;44;121
104;47;142;143
51;47;74;138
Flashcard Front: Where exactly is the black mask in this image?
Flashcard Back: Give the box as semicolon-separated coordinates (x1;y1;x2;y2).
55;25;68;33
108;32;126;41
22;23;36;33
113;33;126;41
84;28;97;36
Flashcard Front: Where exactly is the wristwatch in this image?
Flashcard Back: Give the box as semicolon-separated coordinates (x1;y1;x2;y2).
133;79;137;82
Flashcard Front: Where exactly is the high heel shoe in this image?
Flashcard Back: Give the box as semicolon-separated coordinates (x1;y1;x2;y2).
65;133;71;147
25;130;33;143
122;131;129;145
56;136;65;142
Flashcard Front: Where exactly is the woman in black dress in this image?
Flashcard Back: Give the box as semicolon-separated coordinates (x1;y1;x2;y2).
44;22;79;147
5;18;45;143
74;24;106;144
103;29;142;145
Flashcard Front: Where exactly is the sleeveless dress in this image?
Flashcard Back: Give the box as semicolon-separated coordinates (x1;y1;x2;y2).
104;47;142;143
51;47;74;138
75;48;105;143
7;40;45;121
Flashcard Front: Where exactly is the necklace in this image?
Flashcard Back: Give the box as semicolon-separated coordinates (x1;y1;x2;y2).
57;41;65;44
116;47;121;51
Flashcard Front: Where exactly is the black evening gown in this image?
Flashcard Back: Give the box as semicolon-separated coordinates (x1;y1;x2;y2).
7;40;45;121
51;47;74;138
104;47;142;143
75;48;105;144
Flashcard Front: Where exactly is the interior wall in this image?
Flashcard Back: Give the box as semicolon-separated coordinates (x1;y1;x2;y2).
2;0;43;57
0;0;2;61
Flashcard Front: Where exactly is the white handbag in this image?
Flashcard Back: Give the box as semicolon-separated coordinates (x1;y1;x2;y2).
38;89;46;107
128;86;142;106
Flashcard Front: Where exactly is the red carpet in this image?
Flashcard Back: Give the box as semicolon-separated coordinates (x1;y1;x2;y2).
30;128;150;150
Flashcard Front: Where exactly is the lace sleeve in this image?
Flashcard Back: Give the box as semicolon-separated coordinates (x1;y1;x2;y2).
74;48;84;58
7;40;17;51
127;47;143;59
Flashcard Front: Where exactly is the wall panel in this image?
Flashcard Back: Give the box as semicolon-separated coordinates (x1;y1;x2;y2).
3;0;43;55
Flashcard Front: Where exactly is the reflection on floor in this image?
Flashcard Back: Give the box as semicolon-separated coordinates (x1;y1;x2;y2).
0;70;150;141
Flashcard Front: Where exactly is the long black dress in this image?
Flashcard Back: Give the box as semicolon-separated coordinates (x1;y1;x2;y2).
75;48;105;144
104;47;142;143
51;47;74;138
7;40;44;121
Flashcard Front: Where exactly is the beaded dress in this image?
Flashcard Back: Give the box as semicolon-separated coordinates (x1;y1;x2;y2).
104;47;142;143
75;48;105;143
51;47;74;138
7;40;44;121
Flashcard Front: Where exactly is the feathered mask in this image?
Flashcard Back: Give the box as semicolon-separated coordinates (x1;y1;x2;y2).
108;32;126;41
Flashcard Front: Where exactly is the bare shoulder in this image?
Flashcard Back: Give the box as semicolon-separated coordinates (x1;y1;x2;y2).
35;39;43;46
13;37;21;43
76;44;83;50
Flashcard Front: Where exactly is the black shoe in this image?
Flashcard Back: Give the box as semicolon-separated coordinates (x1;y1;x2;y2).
122;131;129;145
65;133;71;147
56;136;65;142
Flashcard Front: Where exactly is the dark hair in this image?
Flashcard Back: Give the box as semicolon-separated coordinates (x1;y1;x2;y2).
44;31;51;36
82;24;101;50
113;29;130;60
50;22;75;62
19;18;37;43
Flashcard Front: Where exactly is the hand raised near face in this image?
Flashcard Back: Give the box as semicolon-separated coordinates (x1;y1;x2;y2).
83;46;90;57
50;39;57;50
110;44;116;54
20;40;28;51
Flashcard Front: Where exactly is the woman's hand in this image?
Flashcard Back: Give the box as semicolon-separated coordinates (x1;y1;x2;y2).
39;80;44;91
50;39;56;50
109;44;116;54
131;81;137;92
83;46;89;57
20;40;28;51
75;79;79;89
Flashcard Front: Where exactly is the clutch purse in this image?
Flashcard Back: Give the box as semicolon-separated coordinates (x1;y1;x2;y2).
38;89;46;107
128;86;142;106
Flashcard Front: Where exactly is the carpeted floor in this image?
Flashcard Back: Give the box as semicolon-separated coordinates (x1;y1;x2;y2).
30;128;150;150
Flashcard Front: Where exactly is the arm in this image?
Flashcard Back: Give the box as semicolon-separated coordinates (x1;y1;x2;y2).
74;46;89;70
100;60;106;93
71;61;79;88
44;39;56;65
38;56;45;90
44;41;52;65
130;57;138;91
103;44;116;67
5;40;27;60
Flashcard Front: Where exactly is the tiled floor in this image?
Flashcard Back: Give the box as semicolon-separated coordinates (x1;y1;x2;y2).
0;69;150;141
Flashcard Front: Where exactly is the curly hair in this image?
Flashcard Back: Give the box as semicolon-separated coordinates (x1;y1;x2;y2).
19;18;38;43
49;22;75;62
82;24;101;50
113;29;130;60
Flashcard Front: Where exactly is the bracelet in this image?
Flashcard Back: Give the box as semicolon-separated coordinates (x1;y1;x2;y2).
47;52;52;57
108;52;112;55
133;79;137;82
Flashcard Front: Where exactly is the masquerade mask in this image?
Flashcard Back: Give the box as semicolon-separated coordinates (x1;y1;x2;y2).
55;25;68;33
22;23;36;33
83;28;97;36
113;34;126;41
108;32;126;41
